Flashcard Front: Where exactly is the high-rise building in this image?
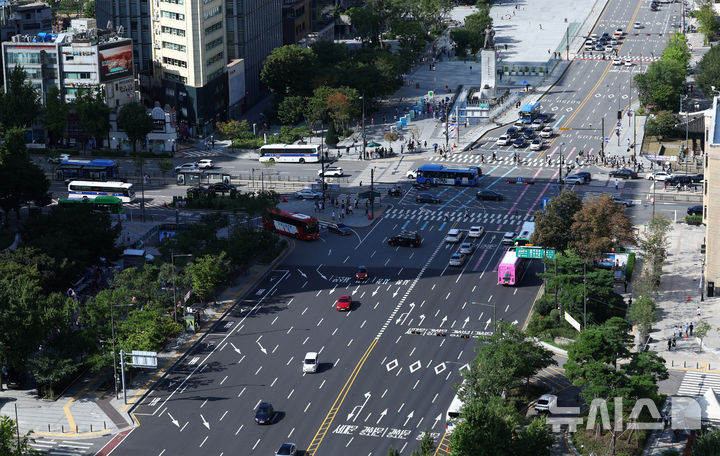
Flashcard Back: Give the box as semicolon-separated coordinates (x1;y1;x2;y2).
282;0;310;45
95;0;152;73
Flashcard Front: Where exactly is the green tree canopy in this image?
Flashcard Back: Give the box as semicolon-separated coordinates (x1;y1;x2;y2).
73;89;111;147
260;45;318;98
570;194;636;261
185;252;231;302
0;416;42;456
693;427;720;456
43;86;69;148
645;110;678;137
695;43;720;97
117;101;154;154
531;190;582;251
634;58;686;111
696;0;719;45
0;65;41;130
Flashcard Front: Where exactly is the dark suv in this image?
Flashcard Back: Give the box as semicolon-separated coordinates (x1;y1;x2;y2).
388;231;421;247
665;175;692;186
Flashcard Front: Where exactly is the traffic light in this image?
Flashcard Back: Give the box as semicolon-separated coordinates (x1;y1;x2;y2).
617;110;622;120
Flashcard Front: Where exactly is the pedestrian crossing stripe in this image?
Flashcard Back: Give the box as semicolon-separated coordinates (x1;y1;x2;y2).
384;208;531;223
573;56;661;62
180;150;222;157
677;371;720;397
426;155;592;168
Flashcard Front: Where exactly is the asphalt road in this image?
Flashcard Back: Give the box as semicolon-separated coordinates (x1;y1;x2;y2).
94;1;699;455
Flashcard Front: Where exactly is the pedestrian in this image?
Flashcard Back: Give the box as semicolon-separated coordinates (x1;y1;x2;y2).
685;322;690;337
667;339;672;351
690;322;694;335
539;23;542;30
332;210;336;220
672;337;677;348
673;325;679;338
663;412;670;426
697;306;702;316
360;181;363;187
615;179;619;190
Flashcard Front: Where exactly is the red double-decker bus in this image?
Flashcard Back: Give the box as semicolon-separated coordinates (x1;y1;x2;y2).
264;209;320;240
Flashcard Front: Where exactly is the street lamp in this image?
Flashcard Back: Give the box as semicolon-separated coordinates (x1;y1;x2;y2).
557;142;565;187
171;252;193;324
110;302;135;400
359;95;366;160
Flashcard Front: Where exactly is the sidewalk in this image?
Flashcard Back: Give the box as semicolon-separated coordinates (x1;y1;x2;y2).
645;223;720;370
0;244;293;440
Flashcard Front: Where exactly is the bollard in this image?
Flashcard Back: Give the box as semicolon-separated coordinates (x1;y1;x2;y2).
91;424;93;432
62;425;64;433
104;421;107;430
48;424;50;432
75;425;78;434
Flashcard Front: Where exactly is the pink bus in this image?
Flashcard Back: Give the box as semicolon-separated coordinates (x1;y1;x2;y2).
497;249;527;286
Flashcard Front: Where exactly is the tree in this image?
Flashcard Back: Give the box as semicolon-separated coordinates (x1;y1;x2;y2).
43;86;69;148
461;321;555;400
117;101;153;155
531;190;582;251
693;428;720;456
513;416;554;456
449;396;517;456
83;0;95;18
260;45;318;98
0;416;42;456
73;90;111;148
696;44;720;97
645;110;678;138
158;158;174;183
634;59;686;111
628;295;657;347
0;128;52;221
693;320;712;352
387;446;400;456
184;252;230;303
325;121;339;147
393;20;427;64
0;65;41;131
348;6;384;47
637;215;671;282
418;431;435;456
277;96;307;126
696;0;718;45
570;194;636;261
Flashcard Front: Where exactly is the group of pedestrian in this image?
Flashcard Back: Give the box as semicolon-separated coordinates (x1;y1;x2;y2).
667;322;695;350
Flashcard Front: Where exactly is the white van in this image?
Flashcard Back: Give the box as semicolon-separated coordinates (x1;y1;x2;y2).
302;352;318;373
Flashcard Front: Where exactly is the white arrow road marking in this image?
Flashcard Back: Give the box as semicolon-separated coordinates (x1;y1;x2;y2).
168;413;179;427
403;411;414;427
395;303;416;325
434;414;442;428
377;409;388;425
372;286;380;296
297;269;307;279
439;316;448;327
418;314;426;325
230;342;241;354
316;265;327;280
200;414;210;430
257;341;267;354
460;363;470;372
462;317;469;329
512;319;519;325
484;318;492;330
347;392;371;422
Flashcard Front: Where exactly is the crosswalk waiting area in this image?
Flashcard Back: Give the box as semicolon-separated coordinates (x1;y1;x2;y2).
383;207;532;224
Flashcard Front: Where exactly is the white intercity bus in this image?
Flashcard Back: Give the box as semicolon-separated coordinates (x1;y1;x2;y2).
258;144;320;163
67;181;136;203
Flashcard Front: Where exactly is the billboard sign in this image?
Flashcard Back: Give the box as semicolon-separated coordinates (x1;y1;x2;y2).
98;41;133;82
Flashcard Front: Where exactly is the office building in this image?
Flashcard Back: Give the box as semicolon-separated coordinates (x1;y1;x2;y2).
282;0;310;45
0;1;52;42
704;98;720;296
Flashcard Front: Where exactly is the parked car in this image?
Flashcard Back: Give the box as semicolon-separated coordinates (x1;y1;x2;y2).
609;168;637;179
197;159;214;169
535;394;558;413
476;189;504;201
327;222;351;236
295;188;323;199
563;174;586;185
416;193;441;203
687;205;703;216
175;162;198;173
496;135;510;146
530;138;544;151
540;127;554;138
186;186;212;198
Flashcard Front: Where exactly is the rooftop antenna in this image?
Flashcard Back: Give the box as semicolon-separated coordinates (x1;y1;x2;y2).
116;25;124;37
106;20;112;30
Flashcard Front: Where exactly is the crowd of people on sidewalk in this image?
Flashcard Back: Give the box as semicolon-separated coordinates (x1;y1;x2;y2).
667;322;696;351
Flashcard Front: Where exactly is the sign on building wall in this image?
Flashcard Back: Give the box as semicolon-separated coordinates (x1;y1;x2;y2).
98;41;133;82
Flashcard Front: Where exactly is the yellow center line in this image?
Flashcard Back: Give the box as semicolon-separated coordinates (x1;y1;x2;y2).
305;338;378;455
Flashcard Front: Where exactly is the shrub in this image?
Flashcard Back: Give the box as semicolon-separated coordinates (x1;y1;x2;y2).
686;215;703;225
625;252;636;280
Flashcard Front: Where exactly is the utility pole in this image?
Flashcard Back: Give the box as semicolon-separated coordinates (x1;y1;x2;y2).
370;168;375;220
110;304;118;400
601;117;605;158
558;142;564;188
583;262;587;329
360;95;366;161
566;27;570;61
684;95;690;176
445;104;450;155
320;120;326;202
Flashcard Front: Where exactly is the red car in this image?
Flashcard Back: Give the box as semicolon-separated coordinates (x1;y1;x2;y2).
355;266;368;281
336;295;352;311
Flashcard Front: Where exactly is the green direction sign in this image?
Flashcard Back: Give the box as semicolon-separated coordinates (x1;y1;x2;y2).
516;247;557;259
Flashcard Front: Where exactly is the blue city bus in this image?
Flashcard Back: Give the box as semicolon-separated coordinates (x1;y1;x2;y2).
519;102;541;124
54;159;120;182
416;164;480;186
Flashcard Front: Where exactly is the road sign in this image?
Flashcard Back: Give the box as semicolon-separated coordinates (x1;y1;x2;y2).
516;247;556;259
542;197;551;211
559;127;570;131
617;122;622;127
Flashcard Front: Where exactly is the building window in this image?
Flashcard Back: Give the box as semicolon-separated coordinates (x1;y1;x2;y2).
163;56;187;68
161;10;185;20
207;68;224;81
162;26;185;36
206;51;223;66
204;21;222;35
206;37;223;51
65;72;93;79
164;72;187;84
162;41;186;52
161;0;184;4
203;5;221;20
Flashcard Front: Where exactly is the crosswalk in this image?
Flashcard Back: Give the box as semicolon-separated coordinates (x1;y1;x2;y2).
179;149;221;157
31;438;95;455
384;207;531;224
573;55;661;63
676;371;720;397
426;154;593;168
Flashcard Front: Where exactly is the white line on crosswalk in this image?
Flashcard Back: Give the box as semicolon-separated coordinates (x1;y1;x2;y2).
676;371;720;397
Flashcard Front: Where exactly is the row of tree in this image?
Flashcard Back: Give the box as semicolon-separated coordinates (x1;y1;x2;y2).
449;8;493;58
634;33;691;112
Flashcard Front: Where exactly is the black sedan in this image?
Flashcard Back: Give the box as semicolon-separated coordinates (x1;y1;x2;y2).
416;193;441;203
690;174;704;183
255;402;274;424
687;205;703;216
665;175;692;186
476;190;504;201
512;137;527;148
609;168;638;179
506;127;519;138
207;182;237;194
523;127;535;139
186;186;212;198
574;171;592;182
327;222;351;236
